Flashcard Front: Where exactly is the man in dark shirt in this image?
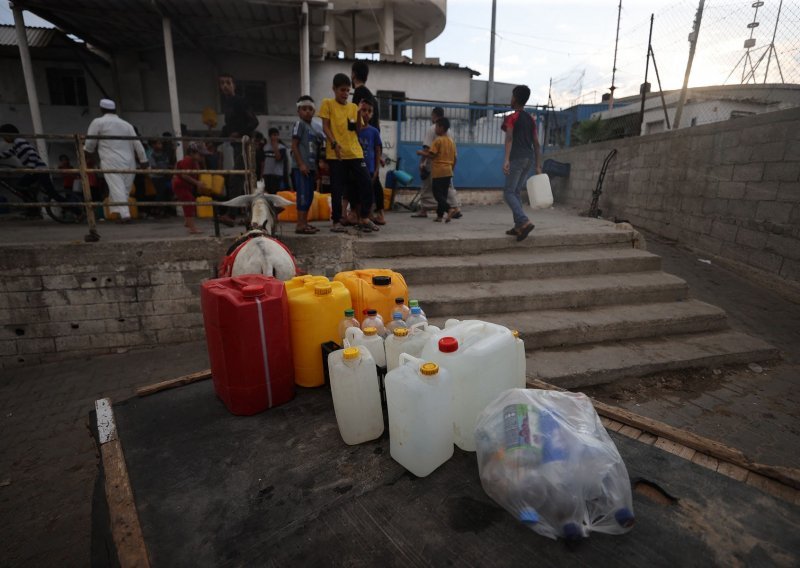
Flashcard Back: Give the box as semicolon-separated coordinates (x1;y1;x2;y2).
351;61;380;130
501;85;541;242
218;73;259;225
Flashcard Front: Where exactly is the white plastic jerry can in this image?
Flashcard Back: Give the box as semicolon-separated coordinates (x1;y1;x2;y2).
386;354;454;477
384;327;409;372
346;326;387;368
512;330;527;387
527;173;553;209
327;346;384;445
422;319;518;452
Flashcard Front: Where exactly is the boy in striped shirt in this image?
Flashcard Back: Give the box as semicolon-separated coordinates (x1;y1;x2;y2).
0;123;58;210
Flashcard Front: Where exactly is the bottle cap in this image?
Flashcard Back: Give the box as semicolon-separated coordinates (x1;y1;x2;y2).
314;283;332;296
392;312;403;320
438;337;458;353
511;330;520;339
395;297;405;304
519;508;539;524
367;308;377;315
393;328;409;337
343;346;360;360
344;308;355;317
410;306;421;315
363;327;378;336
372;275;392;286
242;284;264;298
409;300;419;308
420;362;439;376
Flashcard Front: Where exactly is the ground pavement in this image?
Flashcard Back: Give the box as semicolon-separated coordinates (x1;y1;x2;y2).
0;204;798;566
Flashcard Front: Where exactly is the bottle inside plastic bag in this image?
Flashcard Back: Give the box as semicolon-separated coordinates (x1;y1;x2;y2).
475;388;635;541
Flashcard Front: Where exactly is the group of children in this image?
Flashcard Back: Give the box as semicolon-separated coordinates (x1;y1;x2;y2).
287;71;458;234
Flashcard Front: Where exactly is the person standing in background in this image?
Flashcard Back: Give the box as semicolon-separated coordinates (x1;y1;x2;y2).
414;107;462;219
351;60;380;130
218;73;258;227
83;99;148;223
262;128;289;194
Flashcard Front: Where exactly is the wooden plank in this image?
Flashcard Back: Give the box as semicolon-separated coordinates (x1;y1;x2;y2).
605;419;625;432
717;462;749;482
691;452;719;472
618;425;643;439
654;438;696;461
136;369;212;397
637;432;658;445
528;378;800;490
745;472;799;503
96;398;150;567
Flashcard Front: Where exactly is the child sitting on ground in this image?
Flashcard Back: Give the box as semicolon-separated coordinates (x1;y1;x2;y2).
417;117;457;222
171;142;208;234
357;97;386;225
290;95;324;234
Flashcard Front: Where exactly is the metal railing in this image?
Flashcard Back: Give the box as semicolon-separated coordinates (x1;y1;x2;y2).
0;133;257;242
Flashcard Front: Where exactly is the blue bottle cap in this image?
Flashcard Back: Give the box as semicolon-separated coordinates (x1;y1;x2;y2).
562;523;582;540
614;508;635;528
393;312;403;319
410;307;421;315
519;508;539;524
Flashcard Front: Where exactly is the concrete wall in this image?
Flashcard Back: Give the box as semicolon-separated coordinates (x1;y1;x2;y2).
547;106;800;293
0;239;233;369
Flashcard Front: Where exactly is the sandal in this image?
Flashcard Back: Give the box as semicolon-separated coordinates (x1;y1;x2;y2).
433;217;443;222
371;217;386;225
452;211;463;219
359;220;380;232
506;227;518;236
516;223;535;242
295;225;317;234
330;223;347;233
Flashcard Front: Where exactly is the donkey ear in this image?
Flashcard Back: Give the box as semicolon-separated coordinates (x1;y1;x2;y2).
218;195;255;208
264;194;294;208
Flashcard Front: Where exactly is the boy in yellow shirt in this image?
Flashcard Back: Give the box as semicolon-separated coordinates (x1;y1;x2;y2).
417;117;458;222
319;73;378;232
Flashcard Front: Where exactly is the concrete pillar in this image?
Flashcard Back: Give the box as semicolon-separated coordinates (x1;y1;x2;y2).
11;4;47;162
324;12;338;55
381;1;395;59
161;16;183;160
412;30;426;64
300;2;310;95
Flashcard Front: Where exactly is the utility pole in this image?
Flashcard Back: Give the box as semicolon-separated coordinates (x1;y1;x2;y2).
487;0;497;108
673;0;705;129
638;14;654;134
609;0;622;110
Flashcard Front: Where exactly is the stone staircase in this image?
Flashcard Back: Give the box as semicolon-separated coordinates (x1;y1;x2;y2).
353;226;777;389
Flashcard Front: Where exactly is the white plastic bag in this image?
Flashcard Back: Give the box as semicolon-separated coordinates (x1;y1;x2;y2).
475;388;635;540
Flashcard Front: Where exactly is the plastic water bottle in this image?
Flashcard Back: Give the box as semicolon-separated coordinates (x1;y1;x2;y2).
362;308;386;337
408;300;426;319
406;306;427;329
393;297;411;321
386;355;454;477
327;346;384;445
338;308;360;344
346;326;387;368
386;312;408;334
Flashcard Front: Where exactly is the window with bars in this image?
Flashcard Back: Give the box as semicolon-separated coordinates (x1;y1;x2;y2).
46;68;88;106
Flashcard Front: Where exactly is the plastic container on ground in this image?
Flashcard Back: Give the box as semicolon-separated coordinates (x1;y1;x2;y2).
512;330;527;386
386;312;408;335
526;173;553;210
200;275;295;415
327;346;384;445
385;328;409;372
285;276;352;387
338;308;360;345
394;322;441;365
421;319;520;451
393;297;411;321
199;173;225;196
314;191;331;222
475;388;635;540
334;269;409;324
196;195;213;218
361;309;386;337
345;326;387;368
405;306;427;329
386;355;454;477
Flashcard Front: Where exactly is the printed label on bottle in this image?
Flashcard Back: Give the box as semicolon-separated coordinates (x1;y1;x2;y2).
539;408;569;464
503;404;542;459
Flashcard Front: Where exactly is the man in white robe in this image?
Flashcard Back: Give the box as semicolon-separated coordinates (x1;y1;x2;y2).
84;99;147;221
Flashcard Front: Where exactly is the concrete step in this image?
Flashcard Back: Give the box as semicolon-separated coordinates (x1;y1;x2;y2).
525;330;779;389
430;300;728;350
353;229;635;259
363;247;662;285
414;271;689;317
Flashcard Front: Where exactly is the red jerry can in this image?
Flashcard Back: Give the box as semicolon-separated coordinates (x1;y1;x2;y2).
201;275;294;415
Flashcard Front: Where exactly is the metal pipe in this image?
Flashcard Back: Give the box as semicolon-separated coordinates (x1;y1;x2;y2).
162;16;184;160
638;14;654;135
673;0;705;129
0;168;248;175
609;0;622;110
75;134;100;241
487;0;497;107
11;3;48;163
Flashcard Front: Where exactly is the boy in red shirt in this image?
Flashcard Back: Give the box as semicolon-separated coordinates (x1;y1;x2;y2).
171;142;207;234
